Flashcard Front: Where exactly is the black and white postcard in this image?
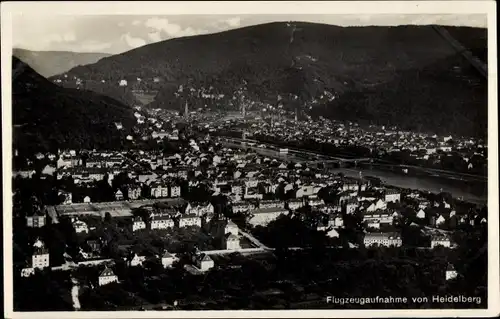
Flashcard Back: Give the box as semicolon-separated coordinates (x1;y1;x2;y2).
2;1;498;318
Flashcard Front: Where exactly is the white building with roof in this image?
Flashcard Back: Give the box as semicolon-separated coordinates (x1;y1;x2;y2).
179;214;202;228
431;235;452;248
31;239;50;270
98;267;118;286
384;190;401;203
364;232;402;247
132;217;146;232
151;215;175;229
161;251;177;268
247;207;288;226
225;234;241;250
72;218;89;233
225;220;239;236
194;254;214;272
446;264;458;280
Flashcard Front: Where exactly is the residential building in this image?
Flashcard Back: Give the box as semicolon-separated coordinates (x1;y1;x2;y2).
416;209;426;219
98;267;118;286
179;214;202;228
328;214;344;228
150;215;175;230
127;185;141;200
344;199;358;214
72;218;89;233
430;235;452;248
128;254;146;267
161;251;177;268
170;184;181;197
185;202;214;216
59;190;73;205
287;199;304;211
308;198;324;207
366;199;387;212
247;207;288;226
231;201;255;213
225;220;239;236
326;228;340;238
193;253;214;272
363;232;402;247
224;234;241;250
132;216;146;232
150;182;169;198
31;239;50;269
363;211;394;228
259;200;285;209
384;190;401;203
446;264;458;280
115;189;124;201
26;211;46;228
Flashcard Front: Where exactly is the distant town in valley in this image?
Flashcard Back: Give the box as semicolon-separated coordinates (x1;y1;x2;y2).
10;15;488;312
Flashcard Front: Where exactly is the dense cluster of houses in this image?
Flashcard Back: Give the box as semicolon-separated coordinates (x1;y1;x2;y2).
25;140;486;252
16;109;487;290
210;111;486;174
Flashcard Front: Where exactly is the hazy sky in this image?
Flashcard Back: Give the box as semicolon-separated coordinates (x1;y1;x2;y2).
12;14;487;54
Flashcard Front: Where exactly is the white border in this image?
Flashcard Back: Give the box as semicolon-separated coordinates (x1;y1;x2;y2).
2;1;498;318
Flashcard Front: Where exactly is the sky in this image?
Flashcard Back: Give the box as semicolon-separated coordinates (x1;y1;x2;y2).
12;14;487;54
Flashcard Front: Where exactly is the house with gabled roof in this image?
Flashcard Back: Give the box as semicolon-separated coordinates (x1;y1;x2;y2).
26;209;46;228
224;233;241;250
179;214;202;228
384;189;401;203
193;253;214;272
364;232;402;247
161;251;177;268
98;267;118;286
150;215;175;230
225;220;239;236
430;234;452;248
445;263;457;280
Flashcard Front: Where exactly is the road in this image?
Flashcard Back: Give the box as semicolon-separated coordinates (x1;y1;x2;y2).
239;229;272;250
71;278;81;311
46;206;59;224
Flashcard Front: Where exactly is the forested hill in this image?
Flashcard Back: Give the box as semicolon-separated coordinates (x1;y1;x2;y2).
12;56;136;157
13;49;111;78
50;22;487;137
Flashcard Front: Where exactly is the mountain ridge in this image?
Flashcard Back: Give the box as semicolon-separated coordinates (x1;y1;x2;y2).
12;56;135;158
48;22;487;137
13;48;112;78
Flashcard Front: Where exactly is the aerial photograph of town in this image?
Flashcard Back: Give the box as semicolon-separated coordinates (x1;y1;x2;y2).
3;1;497;317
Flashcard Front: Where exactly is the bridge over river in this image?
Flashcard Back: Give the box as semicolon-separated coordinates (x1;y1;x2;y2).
217;136;487;205
219;136;371;166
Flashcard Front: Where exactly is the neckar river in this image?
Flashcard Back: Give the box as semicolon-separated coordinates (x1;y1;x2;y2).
330;167;487;206
219;138;488;205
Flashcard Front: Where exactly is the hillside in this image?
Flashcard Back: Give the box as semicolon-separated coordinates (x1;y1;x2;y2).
13;48;111;78
12;56;135;157
50;22;487;137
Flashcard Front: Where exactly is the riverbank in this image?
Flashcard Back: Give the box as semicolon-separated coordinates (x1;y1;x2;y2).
330;167;487;205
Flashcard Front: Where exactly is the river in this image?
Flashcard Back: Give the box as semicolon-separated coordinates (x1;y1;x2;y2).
219;138;488;205
330;167;487;205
